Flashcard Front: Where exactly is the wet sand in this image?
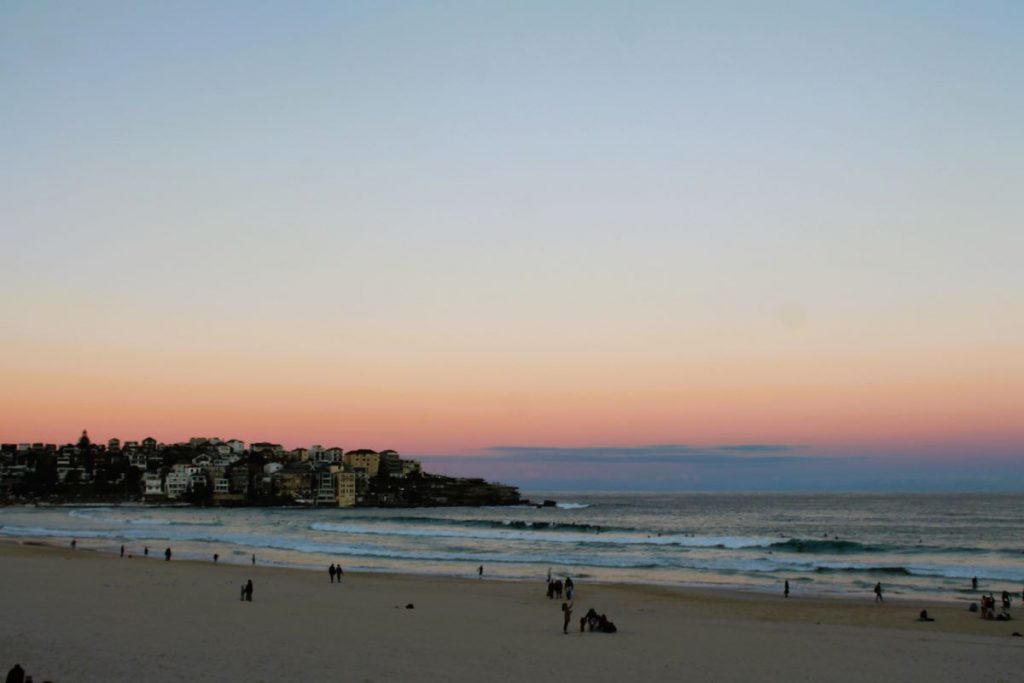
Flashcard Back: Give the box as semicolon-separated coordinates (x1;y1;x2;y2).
1;540;1021;682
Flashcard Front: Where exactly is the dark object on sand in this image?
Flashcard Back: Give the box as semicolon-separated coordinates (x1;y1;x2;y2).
405;603;415;609
969;603;978;612
917;609;934;622
1012;632;1021;637
6;664;26;683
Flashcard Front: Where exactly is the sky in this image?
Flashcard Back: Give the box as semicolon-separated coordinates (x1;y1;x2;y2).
1;1;1022;490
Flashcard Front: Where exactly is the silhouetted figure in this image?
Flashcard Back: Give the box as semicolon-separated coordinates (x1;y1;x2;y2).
213;553;219;563
71;539;76;550
245;579;253;602
120;545;125;558
581;607;598;632
553;579;563;599
329;564;336;583
972;576;978;590
562;601;573;634
6;663;25;683
164;547;172;562
336;564;343;581
144;546;149;557
565;577;575;600
251;554;256;566
918;609;934;622
784;580;790;598
1003;591;1011;609
874;582;883;603
478;565;483;579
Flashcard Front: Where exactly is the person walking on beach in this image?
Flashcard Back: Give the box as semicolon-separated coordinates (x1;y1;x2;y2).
71;539;76;550
874;582;883;603
164;547;172;561
120;545;125;558
251;553;256;566
336;564;343;582
329;564;336;583
784;580;790;598
561;601;573;634
245;579;253;602
478;565;483;579
565;577;574;600
144;546;149;557
214;553;219;563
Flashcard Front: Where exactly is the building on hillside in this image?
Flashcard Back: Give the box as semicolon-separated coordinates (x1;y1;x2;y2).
343;450;379;477
251;442;284;457
333;470;357;507
273;464;312;501
143;473;165;499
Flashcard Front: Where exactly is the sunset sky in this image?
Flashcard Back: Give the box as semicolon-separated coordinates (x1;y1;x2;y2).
2;2;1021;489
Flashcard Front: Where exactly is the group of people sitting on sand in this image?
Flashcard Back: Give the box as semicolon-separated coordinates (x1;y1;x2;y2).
6;663;47;683
579;607;617;633
976;593;1013;621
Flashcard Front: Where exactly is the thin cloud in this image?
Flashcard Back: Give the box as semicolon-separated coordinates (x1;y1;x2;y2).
477;443;808;464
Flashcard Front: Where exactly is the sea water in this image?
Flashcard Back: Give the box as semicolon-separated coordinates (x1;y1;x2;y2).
2;493;1021;599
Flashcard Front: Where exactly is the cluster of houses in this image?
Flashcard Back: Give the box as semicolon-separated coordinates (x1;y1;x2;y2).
0;430;426;507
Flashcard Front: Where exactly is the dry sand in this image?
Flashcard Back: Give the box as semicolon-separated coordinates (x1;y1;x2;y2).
2;540;1021;682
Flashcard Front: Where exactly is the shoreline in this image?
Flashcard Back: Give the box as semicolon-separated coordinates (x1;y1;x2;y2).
0;535;1003;605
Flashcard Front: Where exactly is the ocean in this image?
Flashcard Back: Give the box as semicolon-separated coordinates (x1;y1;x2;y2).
2;492;1021;599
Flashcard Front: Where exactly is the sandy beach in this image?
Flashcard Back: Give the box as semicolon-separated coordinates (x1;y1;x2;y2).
2;541;1021;682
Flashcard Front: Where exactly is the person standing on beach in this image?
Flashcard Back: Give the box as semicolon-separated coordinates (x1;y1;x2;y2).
144;546;149;557
251;553;256;566
71;539;76;550
561;601;573;634
164;547;172;561
329;564;336;583
478;565;483;579
214;553;219;563
874;582;883;603
784;580;790;598
972;577;978;590
245;579;253;602
336;564;343;582
120;545;125;558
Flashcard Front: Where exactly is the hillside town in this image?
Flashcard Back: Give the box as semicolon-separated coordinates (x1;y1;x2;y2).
0;430;523;507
